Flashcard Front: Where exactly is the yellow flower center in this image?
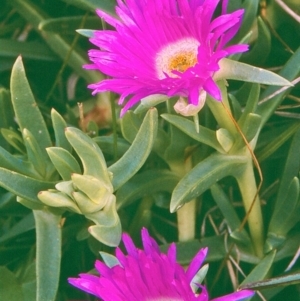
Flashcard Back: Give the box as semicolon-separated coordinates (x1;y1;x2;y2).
168;52;198;74
155;38;199;79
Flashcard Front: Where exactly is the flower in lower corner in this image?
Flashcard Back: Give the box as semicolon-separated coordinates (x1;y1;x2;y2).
68;228;254;301
85;0;248;116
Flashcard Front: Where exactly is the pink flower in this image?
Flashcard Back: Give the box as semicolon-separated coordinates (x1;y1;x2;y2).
85;0;248;116
69;228;254;301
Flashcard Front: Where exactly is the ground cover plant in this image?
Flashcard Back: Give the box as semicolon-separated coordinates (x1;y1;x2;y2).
0;0;300;300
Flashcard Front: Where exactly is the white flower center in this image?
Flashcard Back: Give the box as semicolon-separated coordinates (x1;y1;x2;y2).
155;38;199;79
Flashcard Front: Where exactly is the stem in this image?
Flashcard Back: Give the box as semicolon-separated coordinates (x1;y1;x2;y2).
236;160;264;258
171;157;196;242
177;199;196;241
34;209;62;301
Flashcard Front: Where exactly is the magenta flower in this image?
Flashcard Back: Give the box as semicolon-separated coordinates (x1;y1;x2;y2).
69;228;254;301
85;0;248;116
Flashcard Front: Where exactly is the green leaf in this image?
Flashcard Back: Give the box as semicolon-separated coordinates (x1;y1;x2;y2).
120;110;142;143
216;128;234;152
134;94;168;114
65;127;112;186
46;147;81;180
161;114;223;152
268;177;300;236
0;212;34;243
87;197;121;246
51;109;72;152
39;16;101;34
256;123;300;162
0;88;14;150
22;129;52;179
231;0;259;42
210;184;251;245
0;146;40;178
33;210;62;301
71;174;111;208
10;0;101;83
10;56;52;150
231;113;262;151
0;266;23;300
242;17;271;65
93;136;130;158
269;128;300;230
60;0;116;15
240;272;300;290
38;190;80;213
0;167;54;204
257;46;300;126
170;153;247;212
238;84;260;122
240;250;276;286
99;252;120;267
0;128;25;154
76;29;95;38
0;38;58;61
109;108;158;191
217;58;293;87
116;170;179;209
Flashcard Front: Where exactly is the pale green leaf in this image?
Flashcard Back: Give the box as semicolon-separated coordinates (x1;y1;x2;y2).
65;127;111;186
33;210;62;301
109;108;158;191
10;56;51;150
170;153;247;212
216;58;292;86
47;147;81;180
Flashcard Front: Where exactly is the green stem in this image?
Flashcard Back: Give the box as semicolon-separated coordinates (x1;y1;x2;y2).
236;160;264;258
171;158;196;242
34;209;62;301
177;199;196;241
206;80;237;136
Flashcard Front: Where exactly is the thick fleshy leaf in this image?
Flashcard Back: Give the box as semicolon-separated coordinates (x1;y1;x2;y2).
46;147;81;181
134;94;169;114
216;128;234;152
0;128;25;154
216;58;292;86
240;272;300;290
99;252;120;268
170;153;247;212
109;108;158;191
38;190;80;213
22;129;52;179
0;167;54;204
240;250;276;287
0;146;40;178
65;127;112;186
10;56;52;150
71;174;111;207
161;113;223;152
33;210;62;301
51;109;72;152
